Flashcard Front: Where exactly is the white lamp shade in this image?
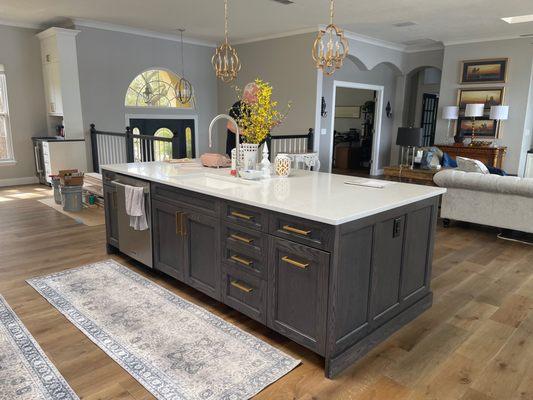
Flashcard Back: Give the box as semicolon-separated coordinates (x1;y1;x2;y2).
442;106;459;120
465;103;485;118
490;105;509;120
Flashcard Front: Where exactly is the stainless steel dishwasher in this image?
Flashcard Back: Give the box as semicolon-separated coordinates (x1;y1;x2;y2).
113;176;153;268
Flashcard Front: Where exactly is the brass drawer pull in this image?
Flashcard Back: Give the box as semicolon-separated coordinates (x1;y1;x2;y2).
230;234;253;244
230;254;253;266
282;256;309;269
282;224;311;236
230;279;253;293
231;211;253;220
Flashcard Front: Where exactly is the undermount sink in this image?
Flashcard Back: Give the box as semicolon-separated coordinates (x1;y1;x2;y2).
173;172;260;190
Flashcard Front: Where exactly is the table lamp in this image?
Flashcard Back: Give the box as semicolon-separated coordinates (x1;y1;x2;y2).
396;127;424;169
442;106;459;142
465;103;485;145
490;105;509;142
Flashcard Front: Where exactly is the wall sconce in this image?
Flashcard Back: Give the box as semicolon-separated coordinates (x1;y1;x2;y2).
386;101;392;118
321;96;328;118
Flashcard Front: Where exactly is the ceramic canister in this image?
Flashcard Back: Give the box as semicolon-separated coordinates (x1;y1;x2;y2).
274;154;291;177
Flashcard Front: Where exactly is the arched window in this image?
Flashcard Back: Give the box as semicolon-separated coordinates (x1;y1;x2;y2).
154;128;173;161
125;69;194;108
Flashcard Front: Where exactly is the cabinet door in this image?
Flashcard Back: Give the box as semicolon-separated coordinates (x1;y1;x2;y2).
267;237;329;355
152;200;185;281
103;184;119;248
183;209;221;300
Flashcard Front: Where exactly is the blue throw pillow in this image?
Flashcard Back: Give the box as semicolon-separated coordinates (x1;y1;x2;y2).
442;152;457;168
487;166;507;176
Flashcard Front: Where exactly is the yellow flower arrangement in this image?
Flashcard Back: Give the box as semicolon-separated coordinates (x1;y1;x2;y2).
235;79;291;144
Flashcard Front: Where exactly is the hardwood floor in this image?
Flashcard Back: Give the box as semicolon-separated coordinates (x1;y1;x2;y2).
1;184;532;400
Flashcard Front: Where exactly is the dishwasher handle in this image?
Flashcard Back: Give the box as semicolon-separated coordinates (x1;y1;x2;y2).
111;180;150;194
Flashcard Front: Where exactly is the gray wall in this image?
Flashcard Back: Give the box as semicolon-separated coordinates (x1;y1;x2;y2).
435;38;533;175
0;25;47;182
319;61;401;172
74;26;218;165
217;33;317;152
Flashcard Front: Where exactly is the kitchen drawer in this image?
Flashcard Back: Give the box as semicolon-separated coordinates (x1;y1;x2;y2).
269;213;335;252
222;263;267;324
152;182;218;216
221;201;268;232
222;222;266;257
223;242;267;279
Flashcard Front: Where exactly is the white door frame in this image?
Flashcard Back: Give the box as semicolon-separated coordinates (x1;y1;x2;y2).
125;113;199;157
329;81;384;176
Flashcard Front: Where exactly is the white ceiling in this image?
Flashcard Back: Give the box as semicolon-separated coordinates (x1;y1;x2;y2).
1;0;533;47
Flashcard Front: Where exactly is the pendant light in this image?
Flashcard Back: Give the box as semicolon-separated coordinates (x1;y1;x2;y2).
175;29;193;104
312;0;349;76
212;0;241;83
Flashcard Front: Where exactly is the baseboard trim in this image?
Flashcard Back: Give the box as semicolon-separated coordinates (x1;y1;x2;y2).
0;176;39;187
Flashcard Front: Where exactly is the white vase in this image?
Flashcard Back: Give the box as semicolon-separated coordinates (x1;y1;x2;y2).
239;143;259;170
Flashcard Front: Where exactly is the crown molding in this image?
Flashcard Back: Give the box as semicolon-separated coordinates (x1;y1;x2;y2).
233;27;318;45
0;19;42;30
404;44;444;53
342;29;406;52
443;34;526;46
71;18;216;47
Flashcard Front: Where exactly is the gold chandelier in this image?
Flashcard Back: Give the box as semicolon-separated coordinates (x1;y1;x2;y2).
212;0;241;83
176;29;193;104
312;0;349;76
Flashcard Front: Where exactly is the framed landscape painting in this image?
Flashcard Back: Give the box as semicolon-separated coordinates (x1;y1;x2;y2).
457;88;504;110
457;117;498;138
460;58;508;84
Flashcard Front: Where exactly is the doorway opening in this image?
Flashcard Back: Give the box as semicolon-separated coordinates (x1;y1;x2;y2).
126;115;197;161
404;67;441;147
330;81;383;176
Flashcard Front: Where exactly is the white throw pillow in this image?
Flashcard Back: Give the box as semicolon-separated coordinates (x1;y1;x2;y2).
456;156;490;174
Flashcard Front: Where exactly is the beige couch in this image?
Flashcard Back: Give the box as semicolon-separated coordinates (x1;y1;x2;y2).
433;169;533;233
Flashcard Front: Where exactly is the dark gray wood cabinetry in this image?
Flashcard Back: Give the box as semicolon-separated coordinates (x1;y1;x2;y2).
103;169;440;378
182;210;221;300
103;183;119;248
152;199;185;280
268;237;329;354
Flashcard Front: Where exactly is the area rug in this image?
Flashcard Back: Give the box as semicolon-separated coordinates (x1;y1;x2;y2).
27;260;300;400
0;295;79;399
38;197;105;226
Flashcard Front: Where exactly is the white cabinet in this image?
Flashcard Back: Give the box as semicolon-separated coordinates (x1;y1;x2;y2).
43;62;63;116
37;28;84;140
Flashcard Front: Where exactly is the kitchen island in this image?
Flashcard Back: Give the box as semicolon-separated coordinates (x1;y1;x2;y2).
102;161;445;378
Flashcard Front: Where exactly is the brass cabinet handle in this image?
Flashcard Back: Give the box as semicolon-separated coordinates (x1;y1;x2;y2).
230;233;253;244
230;279;253;293
231;211;253;220
230;254;253;266
282;225;311;236
282;256;310;269
175;211;182;235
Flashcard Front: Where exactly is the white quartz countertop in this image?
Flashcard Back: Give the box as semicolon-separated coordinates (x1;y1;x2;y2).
102;161;446;225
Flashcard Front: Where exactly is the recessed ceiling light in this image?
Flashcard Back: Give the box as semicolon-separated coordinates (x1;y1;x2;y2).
502;14;533;24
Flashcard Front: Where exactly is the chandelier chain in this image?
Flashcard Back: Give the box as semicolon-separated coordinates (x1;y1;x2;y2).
330;0;334;25
224;0;229;44
179;29;185;76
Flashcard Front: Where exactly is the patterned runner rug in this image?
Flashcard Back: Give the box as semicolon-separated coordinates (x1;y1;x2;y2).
0;295;79;400
27;259;300;400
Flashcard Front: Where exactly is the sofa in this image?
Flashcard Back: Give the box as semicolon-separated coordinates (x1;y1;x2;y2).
433;169;533;233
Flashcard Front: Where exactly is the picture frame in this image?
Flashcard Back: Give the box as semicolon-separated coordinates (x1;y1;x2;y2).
460;58;508;84
457;87;505;111
456;117;498;138
335;106;361;119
